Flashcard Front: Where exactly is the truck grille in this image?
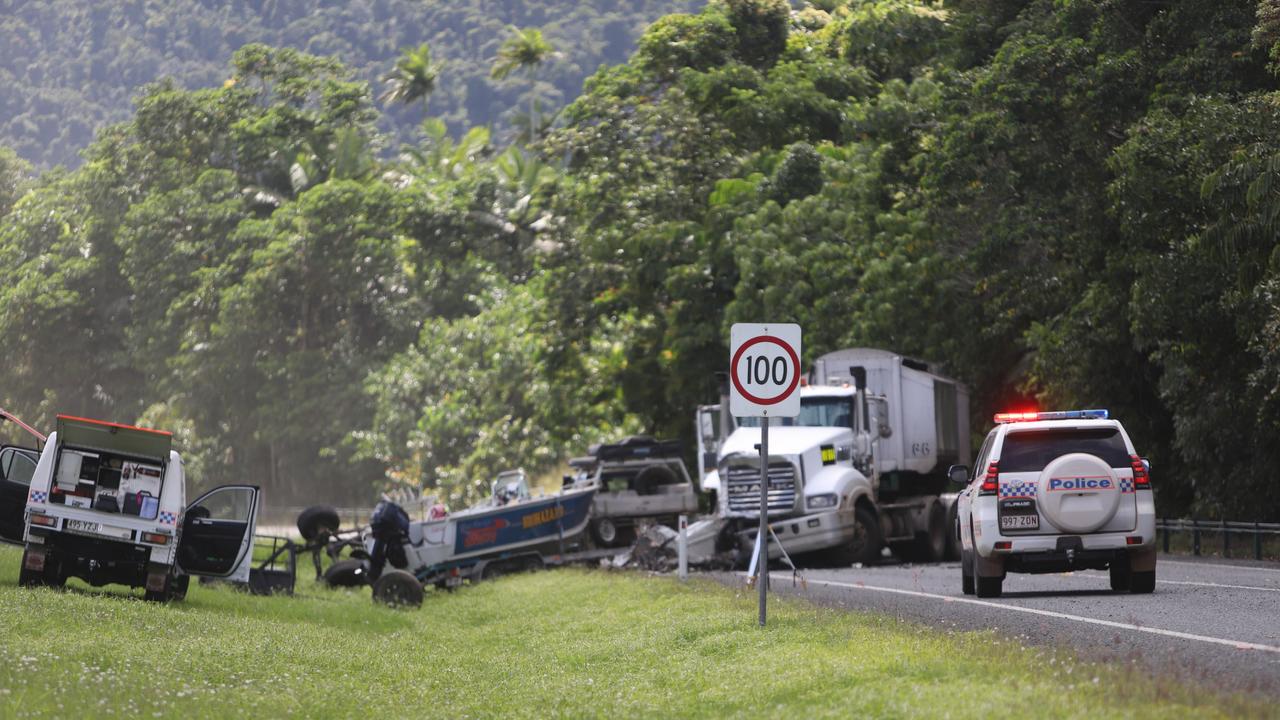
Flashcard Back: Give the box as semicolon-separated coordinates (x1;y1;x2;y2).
725;463;798;514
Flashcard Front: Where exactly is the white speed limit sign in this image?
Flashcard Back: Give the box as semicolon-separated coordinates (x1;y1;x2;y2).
729;323;802;418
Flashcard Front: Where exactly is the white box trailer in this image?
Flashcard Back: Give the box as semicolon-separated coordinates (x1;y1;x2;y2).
811;348;971;484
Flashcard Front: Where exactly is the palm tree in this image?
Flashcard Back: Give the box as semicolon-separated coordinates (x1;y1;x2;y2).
380;43;440;108
491;27;560;141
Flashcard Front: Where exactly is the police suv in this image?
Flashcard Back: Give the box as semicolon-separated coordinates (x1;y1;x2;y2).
13;415;262;601
952;410;1155;598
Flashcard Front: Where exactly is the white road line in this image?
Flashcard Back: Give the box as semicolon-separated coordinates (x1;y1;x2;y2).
1159;558;1280;575
1065;571;1280;594
768;573;1280;655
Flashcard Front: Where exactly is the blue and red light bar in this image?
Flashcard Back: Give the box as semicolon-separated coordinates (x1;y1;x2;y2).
993;409;1109;424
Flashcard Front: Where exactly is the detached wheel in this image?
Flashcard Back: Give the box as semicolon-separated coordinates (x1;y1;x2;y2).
372;570;423;609
324;559;369;587
297;505;341;542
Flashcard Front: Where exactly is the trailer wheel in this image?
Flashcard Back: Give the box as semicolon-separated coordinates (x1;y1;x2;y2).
372;570;423;609
297;505;341;542
324;559;369;588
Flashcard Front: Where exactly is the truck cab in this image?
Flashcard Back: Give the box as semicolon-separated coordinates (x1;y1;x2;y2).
719;386;881;565
17;415;262;602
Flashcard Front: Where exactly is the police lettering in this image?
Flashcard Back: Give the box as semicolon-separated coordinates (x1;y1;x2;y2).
1048;477;1113;491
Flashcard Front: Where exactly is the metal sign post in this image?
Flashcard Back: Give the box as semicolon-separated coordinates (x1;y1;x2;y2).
728;323;801;628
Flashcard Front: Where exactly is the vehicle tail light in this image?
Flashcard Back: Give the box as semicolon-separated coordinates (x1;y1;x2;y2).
1126;536;1143;545
979;462;999;495
994;541;1012;550
1130;455;1150;488
29;513;57;528
142;532;170;545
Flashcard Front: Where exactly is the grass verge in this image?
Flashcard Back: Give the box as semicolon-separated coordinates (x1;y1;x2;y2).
0;545;1267;718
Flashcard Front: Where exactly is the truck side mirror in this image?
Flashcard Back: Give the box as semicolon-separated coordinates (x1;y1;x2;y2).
948;465;969;486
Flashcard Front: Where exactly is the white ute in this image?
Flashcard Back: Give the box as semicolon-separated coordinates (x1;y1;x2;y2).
953;410;1157;597
17;415;262;601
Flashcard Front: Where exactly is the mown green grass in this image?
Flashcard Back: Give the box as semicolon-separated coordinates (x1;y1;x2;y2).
0;544;1265;719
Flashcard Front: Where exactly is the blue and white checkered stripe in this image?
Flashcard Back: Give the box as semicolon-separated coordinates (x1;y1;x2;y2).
1119;478;1135;493
159;511;177;525
999;481;1037;499
28;490;47;503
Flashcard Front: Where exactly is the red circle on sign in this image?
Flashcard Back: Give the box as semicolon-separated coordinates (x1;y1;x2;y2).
731;335;801;405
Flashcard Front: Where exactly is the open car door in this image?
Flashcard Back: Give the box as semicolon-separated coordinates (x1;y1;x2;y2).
177;485;261;583
0;446;39;544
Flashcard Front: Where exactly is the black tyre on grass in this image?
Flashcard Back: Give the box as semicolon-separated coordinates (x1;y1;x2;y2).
372;569;423;608
297;505;341;542
324;559;369;587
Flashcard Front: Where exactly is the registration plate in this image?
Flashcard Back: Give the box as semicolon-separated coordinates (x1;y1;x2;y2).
65;519;99;534
64;519;133;540
999;499;1040;531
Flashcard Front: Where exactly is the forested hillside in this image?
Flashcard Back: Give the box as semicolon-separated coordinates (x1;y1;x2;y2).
0;0;697;168
2;0;1278;519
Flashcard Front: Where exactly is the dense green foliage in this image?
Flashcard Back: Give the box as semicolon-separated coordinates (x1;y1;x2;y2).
2;0;1279;518
0;0;697;169
0;548;1262;718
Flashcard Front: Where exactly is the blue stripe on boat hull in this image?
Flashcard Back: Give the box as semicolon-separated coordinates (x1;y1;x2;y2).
451;488;595;556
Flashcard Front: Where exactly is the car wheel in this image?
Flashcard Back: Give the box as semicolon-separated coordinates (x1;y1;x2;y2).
1129;570;1155;594
590;517;621;547
144;574;174;603
18;547;46;588
1109;556;1131;592
961;550;975;595
372;569;423;609
975;574;1003;598
171;574;190;601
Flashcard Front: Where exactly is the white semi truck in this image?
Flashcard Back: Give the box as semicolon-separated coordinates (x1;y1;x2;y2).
708;347;970;565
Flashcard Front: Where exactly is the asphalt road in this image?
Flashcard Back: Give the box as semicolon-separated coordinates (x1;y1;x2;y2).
714;555;1280;700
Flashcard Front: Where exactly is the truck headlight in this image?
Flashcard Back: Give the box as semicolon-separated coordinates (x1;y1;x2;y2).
807;493;838;510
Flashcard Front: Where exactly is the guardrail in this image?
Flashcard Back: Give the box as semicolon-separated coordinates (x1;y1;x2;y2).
1157;518;1280;561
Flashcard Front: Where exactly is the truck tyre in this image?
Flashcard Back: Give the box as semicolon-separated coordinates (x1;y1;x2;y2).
324;559;369;587
1128;570;1155;594
297;505;341;542
372;570;423;608
907;501;948;563
831;506;881;567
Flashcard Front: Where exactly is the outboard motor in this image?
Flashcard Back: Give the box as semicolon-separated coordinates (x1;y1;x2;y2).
368;499;410;581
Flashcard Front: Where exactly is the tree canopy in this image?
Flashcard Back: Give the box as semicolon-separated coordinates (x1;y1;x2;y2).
2;1;1279;519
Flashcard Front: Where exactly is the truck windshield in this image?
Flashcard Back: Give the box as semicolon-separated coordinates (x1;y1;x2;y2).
737;397;854;429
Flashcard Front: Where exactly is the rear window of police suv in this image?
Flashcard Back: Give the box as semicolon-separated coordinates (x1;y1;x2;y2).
998;428;1130;472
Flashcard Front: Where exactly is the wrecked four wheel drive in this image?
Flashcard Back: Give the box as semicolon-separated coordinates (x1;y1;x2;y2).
567;436;700;548
15;415;262;601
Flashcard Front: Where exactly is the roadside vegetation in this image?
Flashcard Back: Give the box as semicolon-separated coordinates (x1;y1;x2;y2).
1;1;1279;522
0;547;1266;719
